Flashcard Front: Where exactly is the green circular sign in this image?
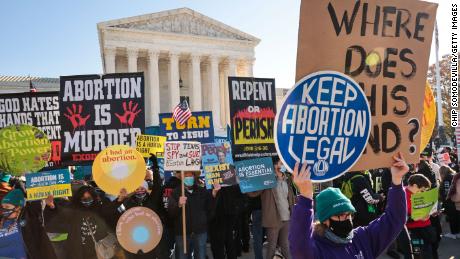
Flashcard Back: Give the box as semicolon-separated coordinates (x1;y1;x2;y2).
0;124;51;175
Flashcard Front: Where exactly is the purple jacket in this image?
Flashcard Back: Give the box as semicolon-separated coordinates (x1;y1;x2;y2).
289;184;406;259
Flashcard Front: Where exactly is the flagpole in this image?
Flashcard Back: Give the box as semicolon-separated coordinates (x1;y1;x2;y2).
181;171;187;254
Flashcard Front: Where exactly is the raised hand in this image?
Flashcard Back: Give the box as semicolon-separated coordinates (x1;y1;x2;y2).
117;188;128;202
63;104;90;130
115;101;142;127
45;195;55;209
292;162;313;199
212;183;221;198
390;152;409;185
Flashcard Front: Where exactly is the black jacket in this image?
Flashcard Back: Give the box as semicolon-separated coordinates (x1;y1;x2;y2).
168;184;215;236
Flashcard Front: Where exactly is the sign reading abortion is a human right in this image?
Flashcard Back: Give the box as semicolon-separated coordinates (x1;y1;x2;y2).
275;71;371;182
228;77;277;160
60;73;145;165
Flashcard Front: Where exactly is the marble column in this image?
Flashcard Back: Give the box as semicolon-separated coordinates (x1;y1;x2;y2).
191;54;202;111
104;47;116;74
224;57;238;125
127;48;138;72
148;50;160;126
209;55;221;129
169;52;180;109
246;58;254;77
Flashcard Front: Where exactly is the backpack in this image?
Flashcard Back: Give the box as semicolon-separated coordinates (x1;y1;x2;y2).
340;174;364;199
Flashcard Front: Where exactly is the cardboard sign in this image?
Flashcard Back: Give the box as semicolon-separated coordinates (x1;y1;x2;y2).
411;187;438;220
116;207;163;254
92;145;145;195
159;111;214;143
275;71;371;181
296;0;437;170
228;77;277;160
202;142;237;189
164;141;201;171
235;157;277;193
420;82;436;150
0;124;51;175
136;135;166;158
0;92;62;168
26;169;72;201
60;73;145;165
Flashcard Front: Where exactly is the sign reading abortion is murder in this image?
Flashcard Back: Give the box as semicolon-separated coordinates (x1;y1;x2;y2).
26;169;71;201
296;0;437;169
228;77;277;160
235;157;277;193
202;142;237;189
164;141;201;171
60;73;145;165
159;112;214;143
275;71;371;182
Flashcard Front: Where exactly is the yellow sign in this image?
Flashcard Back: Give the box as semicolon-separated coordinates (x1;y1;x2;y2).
92;145;145;195
135;135;166;158
27;184;72;201
420;82;436;150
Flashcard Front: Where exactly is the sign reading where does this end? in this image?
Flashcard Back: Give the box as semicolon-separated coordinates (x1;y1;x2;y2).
275;71;371;182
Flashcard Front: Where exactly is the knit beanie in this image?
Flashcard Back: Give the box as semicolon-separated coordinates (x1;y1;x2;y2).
315;187;355;223
0;173;11;183
2;189;25;207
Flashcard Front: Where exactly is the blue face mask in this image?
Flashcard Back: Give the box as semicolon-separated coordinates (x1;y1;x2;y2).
184;176;195;187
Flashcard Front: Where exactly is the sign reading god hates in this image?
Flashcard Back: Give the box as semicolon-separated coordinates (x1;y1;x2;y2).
164;141;201;171
0;92;62;168
275;71;371;181
228;77;277;160
159;111;214;143
296;0;437;169
60;73;145;165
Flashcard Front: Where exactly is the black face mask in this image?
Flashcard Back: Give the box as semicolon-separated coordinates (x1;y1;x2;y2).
81;199;94;207
329;218;353;238
135;192;147;200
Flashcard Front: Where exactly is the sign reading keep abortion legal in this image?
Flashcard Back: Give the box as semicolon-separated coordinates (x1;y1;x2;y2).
275;71;371;182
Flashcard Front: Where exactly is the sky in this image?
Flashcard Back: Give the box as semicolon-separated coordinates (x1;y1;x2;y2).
0;0;452;89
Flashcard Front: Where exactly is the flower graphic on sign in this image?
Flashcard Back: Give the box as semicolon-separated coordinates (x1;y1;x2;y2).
115;101;142;127
64;104;90;130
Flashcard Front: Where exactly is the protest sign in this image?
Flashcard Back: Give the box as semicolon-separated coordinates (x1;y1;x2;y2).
92;145;145;195
235;157;277;193
164;141;201;171
437;152;451;166
0;124;51;175
159;112;214;143
116;207;163;254
136;135;166;158
201;142;237;189
26;169;71;201
60;73;145;165
420;82;436;150
296;0;437;170
228;77;277;160
275;71;371;181
0;92;62;168
411;187;439;221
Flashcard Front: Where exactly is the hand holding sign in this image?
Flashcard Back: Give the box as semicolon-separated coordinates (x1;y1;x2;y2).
390;152;409;185
292;162;313;199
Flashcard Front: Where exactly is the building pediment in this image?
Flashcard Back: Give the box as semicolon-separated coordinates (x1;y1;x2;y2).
98;8;260;43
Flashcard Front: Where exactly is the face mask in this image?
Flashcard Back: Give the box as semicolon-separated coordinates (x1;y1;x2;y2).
135;192;147;199
329;218;353;238
184;177;195;187
81;198;94;207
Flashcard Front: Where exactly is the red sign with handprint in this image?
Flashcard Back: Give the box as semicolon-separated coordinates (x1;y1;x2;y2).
60;73;145;165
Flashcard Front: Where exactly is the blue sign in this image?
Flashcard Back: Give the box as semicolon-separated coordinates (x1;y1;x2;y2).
26;169;71;188
202;142;237;189
235;157;277;193
159;111;214;143
275;71;371;182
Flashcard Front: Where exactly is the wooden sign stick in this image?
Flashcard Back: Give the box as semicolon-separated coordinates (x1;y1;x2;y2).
181;170;187;254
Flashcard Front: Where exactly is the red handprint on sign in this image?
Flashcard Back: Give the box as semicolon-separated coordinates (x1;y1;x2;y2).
115;101;142;127
64;104;90;130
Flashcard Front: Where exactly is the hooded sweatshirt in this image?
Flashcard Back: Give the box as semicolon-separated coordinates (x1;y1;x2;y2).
289;184;406;259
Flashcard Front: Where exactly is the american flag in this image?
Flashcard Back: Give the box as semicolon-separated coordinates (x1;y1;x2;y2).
173;100;192;125
29;78;37;93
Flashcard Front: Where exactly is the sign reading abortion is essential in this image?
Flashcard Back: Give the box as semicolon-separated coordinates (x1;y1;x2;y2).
275;71;371;182
235;157;276;193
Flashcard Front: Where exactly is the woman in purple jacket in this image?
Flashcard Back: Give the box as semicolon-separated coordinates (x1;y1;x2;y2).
289;152;409;259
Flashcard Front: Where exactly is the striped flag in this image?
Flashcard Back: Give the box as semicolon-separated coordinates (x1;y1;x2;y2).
173;100;192;125
29;78;37;93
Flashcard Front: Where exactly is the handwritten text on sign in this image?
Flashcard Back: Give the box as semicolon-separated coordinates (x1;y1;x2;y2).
164;141;201;171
